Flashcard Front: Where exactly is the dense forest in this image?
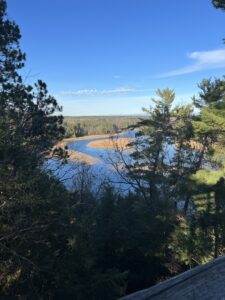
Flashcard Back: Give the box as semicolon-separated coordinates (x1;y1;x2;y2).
64;116;140;137
0;0;225;299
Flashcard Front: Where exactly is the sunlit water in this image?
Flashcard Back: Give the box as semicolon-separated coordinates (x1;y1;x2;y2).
46;131;136;192
46;131;200;199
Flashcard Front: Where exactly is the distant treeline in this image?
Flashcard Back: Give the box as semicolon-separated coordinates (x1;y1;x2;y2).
2;1;225;299
64;116;140;137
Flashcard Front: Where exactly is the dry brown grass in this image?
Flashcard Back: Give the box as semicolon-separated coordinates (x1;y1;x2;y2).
87;137;134;151
66;149;97;165
63;131;127;143
174;140;203;151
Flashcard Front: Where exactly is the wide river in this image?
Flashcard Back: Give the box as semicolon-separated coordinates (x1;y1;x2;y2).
46;131;136;191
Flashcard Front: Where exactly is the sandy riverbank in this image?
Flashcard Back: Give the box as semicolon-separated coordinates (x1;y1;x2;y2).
66;149;97;165
55;132;129;165
87;137;134;151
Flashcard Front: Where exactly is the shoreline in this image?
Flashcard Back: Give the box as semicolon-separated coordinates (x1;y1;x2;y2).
87;137;134;151
55;132;128;165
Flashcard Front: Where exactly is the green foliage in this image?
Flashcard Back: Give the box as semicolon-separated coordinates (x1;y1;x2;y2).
192;78;225;166
172;78;225;267
0;1;70;298
1;0;225;298
0;0;25;85
191;169;225;186
193;78;225;108
0;1;65;176
171;215;214;267
88;188;176;295
0;172;74;298
119;80;225;272
64;116;140;137
212;0;225;10
126;89;197;207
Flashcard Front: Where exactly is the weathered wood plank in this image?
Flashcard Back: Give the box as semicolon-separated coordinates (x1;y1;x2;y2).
120;256;225;300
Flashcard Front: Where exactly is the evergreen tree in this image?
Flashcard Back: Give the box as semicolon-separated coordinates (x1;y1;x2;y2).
192;78;225;167
0;0;25;86
0;1;73;298
124;89;199;208
212;0;225;10
172;78;225;267
126;89;175;202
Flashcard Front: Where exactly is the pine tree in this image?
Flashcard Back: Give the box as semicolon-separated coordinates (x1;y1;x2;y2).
0;0;65;177
172;78;225;267
212;0;225;10
126;89;175;203
125;89;197;208
0;0;25;86
0;1;73;298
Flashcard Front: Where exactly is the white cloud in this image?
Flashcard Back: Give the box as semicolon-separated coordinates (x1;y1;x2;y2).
158;48;225;78
60;87;151;97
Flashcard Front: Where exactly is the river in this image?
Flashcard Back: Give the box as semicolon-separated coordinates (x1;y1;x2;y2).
46;131;136;192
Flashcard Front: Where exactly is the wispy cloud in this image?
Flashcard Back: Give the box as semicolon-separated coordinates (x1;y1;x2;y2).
113;75;121;79
61;87;151;97
158;48;225;78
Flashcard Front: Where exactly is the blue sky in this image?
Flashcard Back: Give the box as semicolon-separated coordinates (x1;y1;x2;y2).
7;0;225;116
